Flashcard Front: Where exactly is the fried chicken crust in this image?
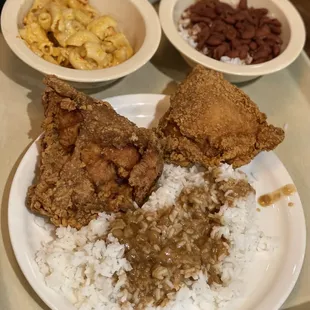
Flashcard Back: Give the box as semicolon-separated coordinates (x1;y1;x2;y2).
157;66;284;167
27;76;163;228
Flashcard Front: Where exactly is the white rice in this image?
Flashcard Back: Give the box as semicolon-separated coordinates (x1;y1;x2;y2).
35;164;272;310
35;213;132;310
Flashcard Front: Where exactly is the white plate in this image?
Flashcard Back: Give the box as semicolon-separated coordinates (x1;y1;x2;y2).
8;94;306;310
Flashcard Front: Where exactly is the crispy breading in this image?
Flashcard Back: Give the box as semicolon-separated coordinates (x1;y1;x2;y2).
27;76;163;228
157;66;285;167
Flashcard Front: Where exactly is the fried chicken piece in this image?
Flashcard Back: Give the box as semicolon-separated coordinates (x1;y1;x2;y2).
157;66;284;167
27;76;163;228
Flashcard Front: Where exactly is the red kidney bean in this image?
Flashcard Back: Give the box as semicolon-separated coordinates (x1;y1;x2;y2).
238;0;248;10
252;57;268;64
207;34;225;46
240;38;251;45
241;24;256;39
269;18;282;27
226;49;240;58
253;45;272;60
249;41;258;50
235;21;244;30
225;26;237;40
190;2;208;15
266;33;283;44
213;42;230;59
252;8;268;18
190;13;212;24
231;38;242;48
259;16;272;27
197;25;211;49
273;45;281;57
239;49;248;59
269;25;281;34
212;20;227;33
200;7;217;19
255;38;265;46
215;2;234;15
238;45;250;59
197;22;208;30
245;11;258;26
234;11;247;22
255;25;271;38
223;14;236;25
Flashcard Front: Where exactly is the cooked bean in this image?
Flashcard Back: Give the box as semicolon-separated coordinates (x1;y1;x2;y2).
238;0;248;10
231;38;242;48
255;24;271;38
234;11;247;22
212;20;227;33
249;41;257;50
190;13;212;24
202;7;217;19
259;16;272;27
197;25;211;49
252;56;268;64
252;8;268;18
269;18;282;27
238;45;249;59
269;25;281;34
252;45;271;60
273;44;281;57
226;49;240;58
223;14;236;25
215;2;234;15
241;24;256;39
225;26;237;40
213;43;230;60
266;33;282;44
207;34;225;46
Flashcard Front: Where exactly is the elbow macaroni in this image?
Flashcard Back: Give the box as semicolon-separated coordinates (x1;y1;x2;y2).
19;0;134;70
87;16;117;40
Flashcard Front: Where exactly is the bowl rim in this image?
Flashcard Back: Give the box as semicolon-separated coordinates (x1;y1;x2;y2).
159;0;306;76
1;0;162;83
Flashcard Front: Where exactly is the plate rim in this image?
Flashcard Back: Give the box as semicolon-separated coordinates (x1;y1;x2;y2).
8;93;306;310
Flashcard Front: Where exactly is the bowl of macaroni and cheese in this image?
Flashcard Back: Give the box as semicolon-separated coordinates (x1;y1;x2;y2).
1;0;161;88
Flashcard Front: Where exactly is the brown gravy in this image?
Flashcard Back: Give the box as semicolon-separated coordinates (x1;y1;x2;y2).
258;184;296;207
109;172;254;308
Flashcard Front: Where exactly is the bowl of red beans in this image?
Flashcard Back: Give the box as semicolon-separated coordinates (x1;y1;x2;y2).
159;0;305;83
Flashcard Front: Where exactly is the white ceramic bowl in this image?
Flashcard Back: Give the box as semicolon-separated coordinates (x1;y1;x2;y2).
159;0;306;83
1;0;161;88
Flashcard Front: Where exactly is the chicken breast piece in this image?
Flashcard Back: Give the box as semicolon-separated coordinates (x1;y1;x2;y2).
27;76;163;228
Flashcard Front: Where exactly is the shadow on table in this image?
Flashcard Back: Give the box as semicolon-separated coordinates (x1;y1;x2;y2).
148;95;170;129
0;144;49;310
286;303;310;310
149;2;189;83
0;36;45;140
150;32;190;84
150;31;264;92
0;37;123;141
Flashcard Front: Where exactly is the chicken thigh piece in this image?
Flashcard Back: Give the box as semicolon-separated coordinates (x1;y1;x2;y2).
157;65;284;168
